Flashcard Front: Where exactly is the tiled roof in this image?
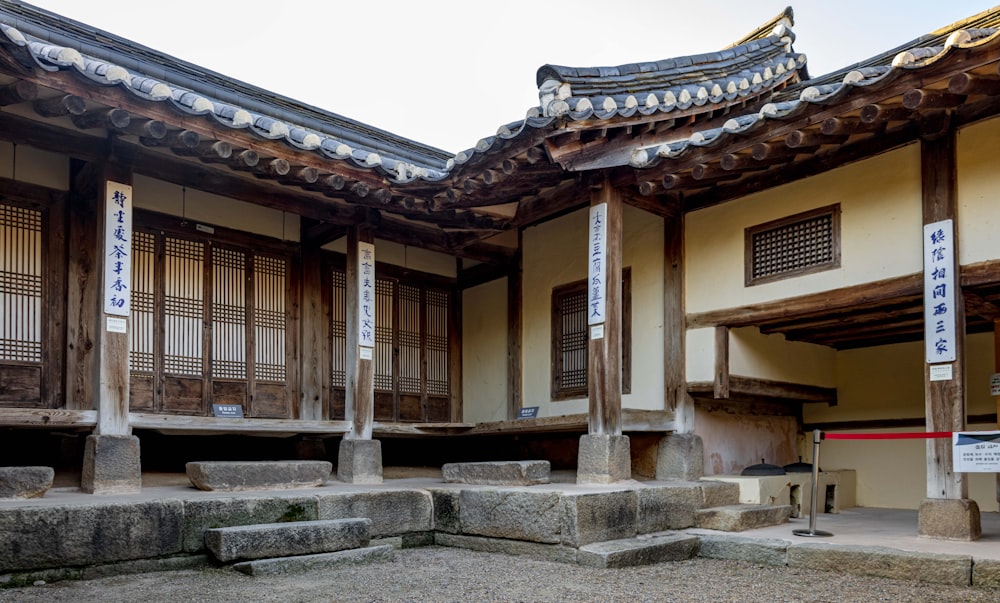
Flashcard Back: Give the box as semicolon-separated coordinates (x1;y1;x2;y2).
532;11;804;122
0;1;453;184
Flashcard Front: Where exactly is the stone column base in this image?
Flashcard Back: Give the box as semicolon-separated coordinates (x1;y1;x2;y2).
81;434;142;495
655;433;704;481
918;498;981;541
576;434;631;484
337;438;383;484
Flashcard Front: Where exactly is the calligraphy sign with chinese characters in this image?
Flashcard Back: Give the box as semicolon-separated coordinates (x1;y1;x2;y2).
358;241;375;348
103;182;132;316
923;219;956;363
588;203;607;326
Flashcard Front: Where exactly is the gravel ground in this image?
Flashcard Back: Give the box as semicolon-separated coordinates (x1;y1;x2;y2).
2;547;998;603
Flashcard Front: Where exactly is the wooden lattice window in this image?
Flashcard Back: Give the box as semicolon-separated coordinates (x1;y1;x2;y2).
0;204;42;364
745;205;841;286
128;223;292;417
329;263;454;422
551;269;631;400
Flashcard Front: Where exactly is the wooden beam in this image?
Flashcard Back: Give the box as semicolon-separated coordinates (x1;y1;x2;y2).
689;376;837;405
948;72;1000;96
33;94;86;118
299;219;326;421
344;225;375;440
0;80;37;106
714;326;730;400
507;236;523;421
664;212;685;413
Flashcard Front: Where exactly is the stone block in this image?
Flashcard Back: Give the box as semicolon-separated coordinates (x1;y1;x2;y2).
427;488;461;534
0;500;183;572
317;489;432;537
918;498;981;541
180;495;319;552
185;460;331;492
81;435;141;495
696;534;789;566
434;533;578;564
337;438;383;484
698;480;741;508
655;433;704;480
788;543;972;586
636;483;703;532
578;534;699;568
0;466;54;499
561;490;637;547
233;545;394;576
205;518;370;562
442;460;550;485
576;434;631;484
973;558;1000;587
694;504;791;532
458;488;563;544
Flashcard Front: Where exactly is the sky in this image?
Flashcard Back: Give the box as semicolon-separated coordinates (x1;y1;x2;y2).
18;0;997;154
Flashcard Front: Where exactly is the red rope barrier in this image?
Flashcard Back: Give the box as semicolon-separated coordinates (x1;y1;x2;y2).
825;432;952;440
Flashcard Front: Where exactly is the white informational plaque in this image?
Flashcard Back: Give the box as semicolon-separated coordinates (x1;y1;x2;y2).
357;241;375;348
953;431;1000;472
923;219;956;363
587;203;607;326
103;181;133;316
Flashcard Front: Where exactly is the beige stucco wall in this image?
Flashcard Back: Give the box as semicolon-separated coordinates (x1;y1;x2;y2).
729;327;837;386
521;204;665;417
133;174;300;242
685;145;922;315
957;115;1000;265
685;327;715;383
323;237;456;277
800;335;999;512
462;278;509;423
0;142;69;190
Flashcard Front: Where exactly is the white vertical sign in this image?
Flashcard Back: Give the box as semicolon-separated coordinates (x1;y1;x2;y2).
103;181;133;317
588;203;607;326
358;241;375;348
924;219;956;363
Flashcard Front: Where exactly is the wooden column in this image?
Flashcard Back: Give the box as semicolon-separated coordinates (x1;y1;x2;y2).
507;232;523;421
299;221;326;421
66;161;100;411
345;225;375;439
663;211;686;419
995;320;1000;504
95;166;132;436
921;132;967;501
587;178;623;436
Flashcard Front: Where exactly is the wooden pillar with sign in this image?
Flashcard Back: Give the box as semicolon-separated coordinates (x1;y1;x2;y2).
918;131;980;540
337;223;382;483
577;177;630;484
81;168;142;494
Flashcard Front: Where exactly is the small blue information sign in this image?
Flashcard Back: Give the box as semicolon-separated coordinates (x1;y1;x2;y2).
517;406;539;419
212;404;244;419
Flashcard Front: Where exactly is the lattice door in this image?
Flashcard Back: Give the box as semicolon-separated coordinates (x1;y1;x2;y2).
0;203;43;407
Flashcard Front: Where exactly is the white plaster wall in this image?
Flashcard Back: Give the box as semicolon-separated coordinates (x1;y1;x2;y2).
461;278;509;424
324;237;456;276
729;327;837;386
685;145;922;315
0;142;69;190
685;327;715;383
521;205;665;417
957;115;1000;265
133;174;300;242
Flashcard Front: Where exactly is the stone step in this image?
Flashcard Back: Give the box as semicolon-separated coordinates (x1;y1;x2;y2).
186;460;332;492
577;533;699;568
205;518;370;562
232;544;394;576
442;460;550;486
0;467;54;499
694;504;792;532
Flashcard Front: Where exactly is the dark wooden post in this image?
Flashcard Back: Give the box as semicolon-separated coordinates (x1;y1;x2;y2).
344;224;375;440
299;220;326;421
587;178;623;436
663;210;686;421
507;233;523;421
918;128;979;539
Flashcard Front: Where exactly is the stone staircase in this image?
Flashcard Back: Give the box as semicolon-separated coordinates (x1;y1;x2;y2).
204;517;394;575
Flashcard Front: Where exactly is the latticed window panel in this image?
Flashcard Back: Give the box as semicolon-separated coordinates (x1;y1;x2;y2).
747;205;840;285
398;284;421;395
425;289;449;397
129;231;155;374
558;289;588;391
164;237;205;377
373;278;394;392
211;247;246;380
330;270;346;388
0;203;42;363
253;254;286;382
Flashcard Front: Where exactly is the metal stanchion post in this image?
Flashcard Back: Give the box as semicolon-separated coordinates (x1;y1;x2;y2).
793;429;833;537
